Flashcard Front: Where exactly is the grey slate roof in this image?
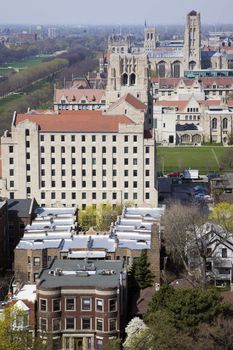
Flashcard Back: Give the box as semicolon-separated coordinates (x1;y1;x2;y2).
38;259;125;289
8;199;33;217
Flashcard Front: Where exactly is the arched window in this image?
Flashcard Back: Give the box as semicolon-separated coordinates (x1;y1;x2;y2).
222;118;228;129
172;61;181;78
211;118;217;129
192;134;201;144
189;61;196;70
121;73;128;86
157;61;166;77
130;73;136;86
181;134;190;144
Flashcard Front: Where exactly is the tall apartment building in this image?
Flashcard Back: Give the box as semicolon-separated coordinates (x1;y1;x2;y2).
0;98;158;208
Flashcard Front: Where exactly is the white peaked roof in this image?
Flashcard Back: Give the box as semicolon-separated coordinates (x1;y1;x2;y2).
14;300;30;312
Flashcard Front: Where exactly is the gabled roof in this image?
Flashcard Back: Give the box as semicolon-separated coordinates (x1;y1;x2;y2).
15;110;135;132
54;88;105;103
108;93;146;111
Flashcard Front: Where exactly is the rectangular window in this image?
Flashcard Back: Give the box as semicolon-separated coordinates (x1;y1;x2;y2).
109;299;117;312
9;146;14;153
61;135;65;142
92;193;96;200
133;147;137;153
82;317;91;330
40;299;47;311
82;135;86;142
82;297;91;311
71;135;75;142
124;135;128;142
96;318;103;331
82;193;86;200
52;318;61;331
65;298;75;311
9;158;14;164
102;135;106;142
53;299;60;312
51;135;55;142
96;299;103;312
40;318;47;331
222;248;227;258
112;193;117;200
33;257;40;266
102;158;106;165
65;317;75;330
112;135;116;142
133;158;137;165
61;192;66;200
92;135;96;142
109;319;117;331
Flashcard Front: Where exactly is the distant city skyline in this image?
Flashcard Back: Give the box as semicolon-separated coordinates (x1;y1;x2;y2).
1;0;233;26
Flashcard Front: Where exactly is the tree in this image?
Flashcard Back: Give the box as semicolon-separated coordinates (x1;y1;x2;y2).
0;305;46;350
209;202;233;234
78;202;123;232
162;201;210;286
134;250;155;289
146;285;227;334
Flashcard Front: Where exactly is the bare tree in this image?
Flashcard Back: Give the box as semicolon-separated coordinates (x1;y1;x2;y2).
162;201;221;287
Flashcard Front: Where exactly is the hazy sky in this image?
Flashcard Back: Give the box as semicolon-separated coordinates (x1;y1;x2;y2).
1;0;233;25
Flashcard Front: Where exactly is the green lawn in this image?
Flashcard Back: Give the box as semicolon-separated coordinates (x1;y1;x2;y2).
0;57;45;70
157;146;230;174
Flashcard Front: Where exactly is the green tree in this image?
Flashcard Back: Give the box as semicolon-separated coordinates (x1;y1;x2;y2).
0;305;46;350
146;285;227;334
210;202;233;234
134;250;155;289
79;205;97;231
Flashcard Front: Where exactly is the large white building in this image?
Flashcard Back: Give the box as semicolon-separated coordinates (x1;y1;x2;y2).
0;94;158;208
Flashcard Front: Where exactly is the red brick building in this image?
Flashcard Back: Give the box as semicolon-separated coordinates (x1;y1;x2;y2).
37;259;127;350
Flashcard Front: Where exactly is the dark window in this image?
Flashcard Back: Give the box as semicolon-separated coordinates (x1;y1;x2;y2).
102;158;106;165
72;158;76;165
113;181;117;188
61;158;65;165
82;169;86;176
82;158;86;165
124;147;128;153
61;192;66;199
112;158;117;165
25;129;30;136
66;298;75;311
72;193;76;200
9;146;14;153
133;147;137;153
92;181;96;188
51;169;55;176
124;170;128;176
72;180;76;187
71;146;75;153
112;135;116;142
82;318;91;330
71;135;75;142
102;146;106;153
92;135;96;142
51;181;56;187
40;146;44;153
10;169;14;176
9;158;14;164
65;317;75;330
51;193;55;199
92;193;96;200
133;135;137;142
72;169;76;176
40;135;44;142
53;299;60;312
82;135;85;142
102;192;107;200
82;193;86;199
109;299;116;312
222;248;227;258
124;135;128;142
145;192;150;199
51;135;55;142
62;169;66;176
109;319;116;331
82;181;86;187
124;159;128;165
62;181;66;187
133;170;137;177
112;193;117;200
26;164;30;171
61;135;65;142
51;158;55;164
145;158;150;165
112;147;116;153
146;169;150;176
96;319;103;331
26;152;30;160
41;192;45;199
102;135;106;142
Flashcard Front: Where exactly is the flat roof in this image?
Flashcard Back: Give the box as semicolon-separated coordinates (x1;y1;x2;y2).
38;259;125;289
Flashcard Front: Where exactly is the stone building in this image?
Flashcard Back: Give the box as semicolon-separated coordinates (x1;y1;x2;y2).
0;97;158;208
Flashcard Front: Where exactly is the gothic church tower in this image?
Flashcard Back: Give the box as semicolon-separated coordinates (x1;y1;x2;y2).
184;11;201;70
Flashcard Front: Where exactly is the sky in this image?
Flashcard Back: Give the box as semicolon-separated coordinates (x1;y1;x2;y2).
0;0;233;26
